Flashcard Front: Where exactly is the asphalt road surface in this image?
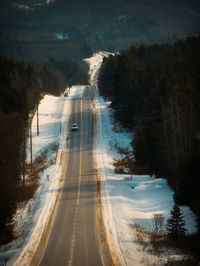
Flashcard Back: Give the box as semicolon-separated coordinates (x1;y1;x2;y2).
39;86;105;266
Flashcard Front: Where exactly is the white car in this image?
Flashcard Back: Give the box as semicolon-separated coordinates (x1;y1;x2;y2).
71;123;78;131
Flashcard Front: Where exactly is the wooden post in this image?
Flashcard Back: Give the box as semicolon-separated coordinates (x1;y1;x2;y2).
30;121;32;172
23;128;26;187
37;105;39;136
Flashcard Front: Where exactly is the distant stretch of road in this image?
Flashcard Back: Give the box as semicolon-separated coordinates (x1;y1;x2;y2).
39;86;106;266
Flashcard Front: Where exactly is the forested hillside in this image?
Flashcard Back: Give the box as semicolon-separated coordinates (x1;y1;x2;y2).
1;0;200;63
0;56;88;245
98;37;200;233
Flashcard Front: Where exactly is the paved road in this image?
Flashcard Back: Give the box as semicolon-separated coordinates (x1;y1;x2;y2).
39;86;103;266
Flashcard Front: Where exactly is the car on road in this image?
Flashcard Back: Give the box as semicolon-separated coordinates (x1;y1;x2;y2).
71;123;79;131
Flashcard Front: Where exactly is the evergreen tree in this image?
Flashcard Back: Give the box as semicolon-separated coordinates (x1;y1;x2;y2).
166;204;187;239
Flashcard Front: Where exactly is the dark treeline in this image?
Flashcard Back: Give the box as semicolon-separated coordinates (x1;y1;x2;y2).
47;58;88;90
0;56;88;245
1;0;200;63
98;37;200;235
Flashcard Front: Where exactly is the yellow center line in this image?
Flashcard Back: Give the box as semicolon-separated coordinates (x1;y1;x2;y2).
68;99;82;266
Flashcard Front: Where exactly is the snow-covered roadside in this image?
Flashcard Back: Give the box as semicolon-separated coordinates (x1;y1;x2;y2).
0;86;85;265
95;94;197;265
87;53;198;265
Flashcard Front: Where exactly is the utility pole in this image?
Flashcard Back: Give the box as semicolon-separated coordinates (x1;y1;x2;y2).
30;121;32;172
37;105;39;136
23;128;26;187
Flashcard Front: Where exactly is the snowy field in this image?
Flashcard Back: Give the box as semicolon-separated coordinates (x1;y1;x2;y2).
0;52;197;266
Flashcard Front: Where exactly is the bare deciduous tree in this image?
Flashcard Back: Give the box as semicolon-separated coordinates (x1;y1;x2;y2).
152;213;165;234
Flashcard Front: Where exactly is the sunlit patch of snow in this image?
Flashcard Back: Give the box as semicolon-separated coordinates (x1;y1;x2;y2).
69;85;85;98
46;0;55;4
13;0;54;10
84;52;113;85
13;3;33;10
118;15;128;21
55;33;69;40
